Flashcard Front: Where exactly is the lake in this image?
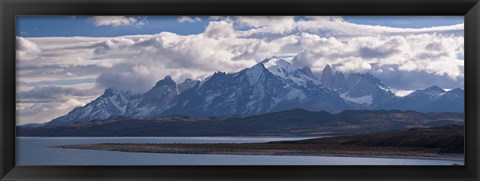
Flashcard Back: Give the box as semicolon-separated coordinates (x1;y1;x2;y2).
16;137;463;165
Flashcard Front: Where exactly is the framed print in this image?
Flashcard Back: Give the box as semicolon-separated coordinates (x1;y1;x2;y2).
1;0;480;180
14;15;467;166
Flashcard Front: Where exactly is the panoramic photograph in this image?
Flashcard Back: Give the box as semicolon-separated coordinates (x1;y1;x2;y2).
16;16;464;165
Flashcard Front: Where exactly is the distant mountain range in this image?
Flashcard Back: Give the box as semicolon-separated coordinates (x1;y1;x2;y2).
17;109;464;136
46;57;464;126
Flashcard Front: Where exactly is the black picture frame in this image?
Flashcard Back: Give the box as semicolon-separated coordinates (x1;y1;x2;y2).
1;0;479;180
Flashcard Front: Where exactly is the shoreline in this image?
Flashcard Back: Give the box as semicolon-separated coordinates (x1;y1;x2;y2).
50;125;464;162
54;143;464;162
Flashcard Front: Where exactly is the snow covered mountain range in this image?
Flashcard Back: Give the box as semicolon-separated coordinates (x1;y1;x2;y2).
48;57;464;126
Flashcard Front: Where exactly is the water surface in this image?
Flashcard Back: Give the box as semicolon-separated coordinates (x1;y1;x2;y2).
16;137;463;166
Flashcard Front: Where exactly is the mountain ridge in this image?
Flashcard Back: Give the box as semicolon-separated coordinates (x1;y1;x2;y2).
47;57;464;126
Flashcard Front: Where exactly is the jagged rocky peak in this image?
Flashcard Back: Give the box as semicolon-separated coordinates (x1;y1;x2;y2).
103;88;125;96
346;72;390;91
296;66;318;80
321;64;334;88
213;71;227;76
183;78;195;82
322;64;332;72
408;85;445;97
150;75;177;93
178;78;200;93
442;88;464;98
250;57;281;77
233;57;286;85
347;73;390;90
258;56;320;86
260;56;278;63
321;64;347;91
100;88;138;99
422;85;446;95
208;71;229;82
47;87;141;126
102;88;119;97
243;63;270;85
155;75;176;87
261;56;298;74
261;56;290;68
347;73;379;84
138;75;178;108
332;71;348;91
260;56;279;63
341;72;395;106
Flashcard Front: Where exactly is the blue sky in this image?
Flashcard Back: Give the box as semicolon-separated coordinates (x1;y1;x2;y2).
17;16;463;37
17;16;208;37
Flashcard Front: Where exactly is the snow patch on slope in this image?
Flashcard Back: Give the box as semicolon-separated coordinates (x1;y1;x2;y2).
286;89;307;100
262;57;318;87
108;95;128;113
340;93;373;105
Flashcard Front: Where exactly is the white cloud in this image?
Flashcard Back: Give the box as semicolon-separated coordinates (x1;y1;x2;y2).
177;16;201;23
89;16;145;27
292;32;463;81
132;65;150;75
17;84;100;103
16;83;100;124
17;98;89;125
204;20;236;39
336;58;373;73
296;17;463;38
16;37;41;61
236;16;296;35
96;72;158;93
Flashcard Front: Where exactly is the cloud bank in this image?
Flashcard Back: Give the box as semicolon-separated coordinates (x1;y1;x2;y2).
177;16;202;23
89;16;145;27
